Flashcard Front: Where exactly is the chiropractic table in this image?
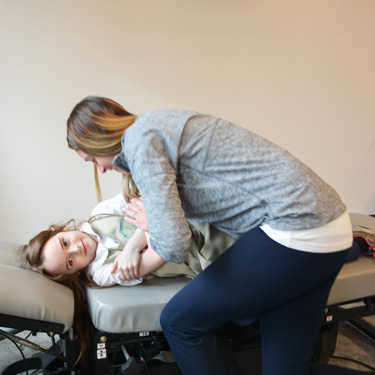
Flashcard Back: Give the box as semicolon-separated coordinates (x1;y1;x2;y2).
0;213;374;374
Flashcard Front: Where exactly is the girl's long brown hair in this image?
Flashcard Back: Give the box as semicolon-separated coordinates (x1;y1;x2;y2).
19;220;99;368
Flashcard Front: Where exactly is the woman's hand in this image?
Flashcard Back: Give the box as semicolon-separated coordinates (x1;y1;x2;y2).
124;198;149;232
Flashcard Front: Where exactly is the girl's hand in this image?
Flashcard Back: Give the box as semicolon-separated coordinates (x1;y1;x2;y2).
124;198;149;232
111;249;141;280
110;228;147;280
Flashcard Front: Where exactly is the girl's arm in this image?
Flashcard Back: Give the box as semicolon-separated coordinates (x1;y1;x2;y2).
111;227;147;279
138;232;166;277
122;198;167;275
111;228;167;281
92;264;143;287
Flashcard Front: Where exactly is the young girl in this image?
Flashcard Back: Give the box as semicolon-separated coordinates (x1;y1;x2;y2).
19;193;236;370
21;193;236;287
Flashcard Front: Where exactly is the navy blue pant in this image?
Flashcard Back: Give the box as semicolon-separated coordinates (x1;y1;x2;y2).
160;227;349;375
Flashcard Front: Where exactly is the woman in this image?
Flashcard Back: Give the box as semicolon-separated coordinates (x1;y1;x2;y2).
67;96;353;375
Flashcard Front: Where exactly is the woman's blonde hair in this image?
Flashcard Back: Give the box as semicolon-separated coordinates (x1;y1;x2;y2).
67;96;136;156
67;96;140;202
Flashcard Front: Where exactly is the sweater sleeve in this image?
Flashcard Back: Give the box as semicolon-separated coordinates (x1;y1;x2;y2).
136;172;193;263
118;110;195;263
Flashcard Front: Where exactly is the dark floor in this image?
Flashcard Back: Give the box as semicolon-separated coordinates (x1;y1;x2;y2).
1;316;374;374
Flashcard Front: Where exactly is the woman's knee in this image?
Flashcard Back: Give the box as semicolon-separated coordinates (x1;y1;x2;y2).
160;299;179;332
160;295;198;335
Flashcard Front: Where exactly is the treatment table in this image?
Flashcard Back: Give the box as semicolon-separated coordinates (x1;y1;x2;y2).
0;214;374;374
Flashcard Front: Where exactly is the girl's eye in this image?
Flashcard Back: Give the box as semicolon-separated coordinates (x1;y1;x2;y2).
68;258;73;267
63;239;68;247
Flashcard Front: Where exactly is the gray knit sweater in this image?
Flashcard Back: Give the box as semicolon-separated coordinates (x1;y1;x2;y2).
113;109;346;263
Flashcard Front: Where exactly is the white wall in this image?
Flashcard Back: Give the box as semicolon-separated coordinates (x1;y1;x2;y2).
1;0;374;244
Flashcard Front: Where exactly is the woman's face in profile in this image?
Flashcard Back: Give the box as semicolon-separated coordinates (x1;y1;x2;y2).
75;150;128;174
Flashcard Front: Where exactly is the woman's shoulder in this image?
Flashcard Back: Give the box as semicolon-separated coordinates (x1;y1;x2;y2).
124;109;200;153
135;109;199;126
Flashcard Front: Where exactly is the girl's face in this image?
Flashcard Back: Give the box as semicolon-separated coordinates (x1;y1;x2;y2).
76;150;129;175
43;230;98;275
